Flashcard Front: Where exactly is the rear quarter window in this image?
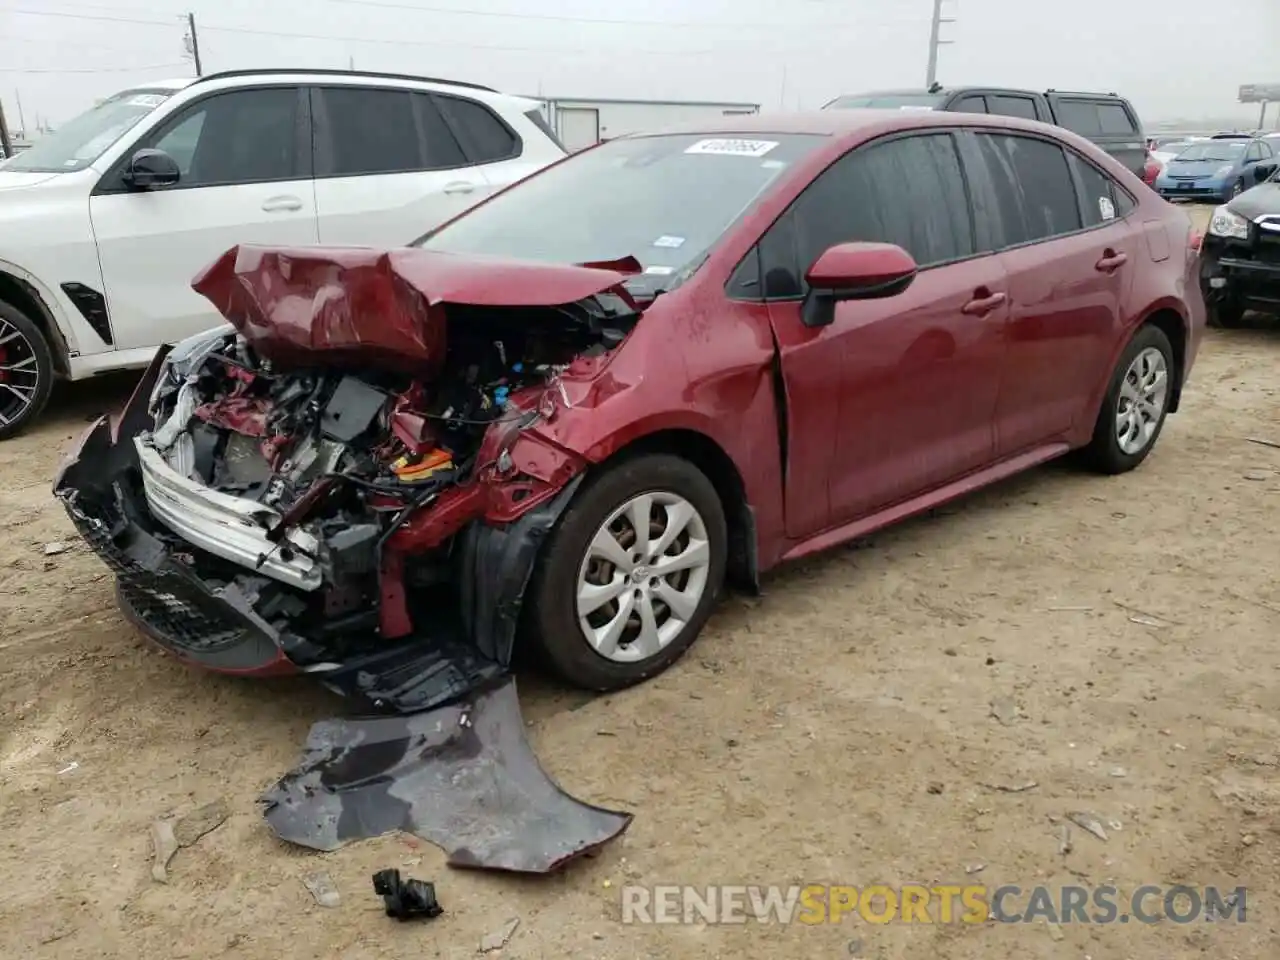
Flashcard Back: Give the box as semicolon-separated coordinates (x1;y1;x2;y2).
434;94;519;163
1097;102;1138;135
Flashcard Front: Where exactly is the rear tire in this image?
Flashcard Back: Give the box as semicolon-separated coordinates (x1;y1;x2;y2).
1081;324;1175;475
0;300;54;441
527;454;727;691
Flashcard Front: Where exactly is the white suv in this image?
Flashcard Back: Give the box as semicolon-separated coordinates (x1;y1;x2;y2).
0;69;566;438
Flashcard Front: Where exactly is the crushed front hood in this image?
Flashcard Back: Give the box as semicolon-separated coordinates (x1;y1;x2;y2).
191;244;639;374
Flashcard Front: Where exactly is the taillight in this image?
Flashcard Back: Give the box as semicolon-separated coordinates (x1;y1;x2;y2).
1189;230;1203;252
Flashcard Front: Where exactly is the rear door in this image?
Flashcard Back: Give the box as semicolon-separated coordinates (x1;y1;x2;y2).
961;130;1139;455
761;131;1008;537
310;85;494;246
1046;94;1145;176
90;85;318;350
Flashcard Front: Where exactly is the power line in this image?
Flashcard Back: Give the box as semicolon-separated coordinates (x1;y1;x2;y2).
2;7;179;28
0;62;188;74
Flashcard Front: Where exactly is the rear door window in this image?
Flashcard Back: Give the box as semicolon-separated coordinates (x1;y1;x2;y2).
953;95;988;114
762;132;976;297
315;86;422;177
989;95;1039;121
1054;100;1101;136
1070;153;1134;227
974;133;1083;246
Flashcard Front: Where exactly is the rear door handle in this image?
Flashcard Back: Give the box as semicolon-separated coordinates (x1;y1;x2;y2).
1096;250;1128;273
961;291;1007;316
261;195;303;212
443;180;476;195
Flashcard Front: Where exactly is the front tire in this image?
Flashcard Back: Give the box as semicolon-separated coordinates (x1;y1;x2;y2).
0;300;54;441
1206;295;1246;328
528;454;727;691
1081;324;1175;475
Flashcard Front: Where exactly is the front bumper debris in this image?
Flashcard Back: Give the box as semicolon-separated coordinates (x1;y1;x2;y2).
134;436;323;591
54;355;633;873
262;675;633;872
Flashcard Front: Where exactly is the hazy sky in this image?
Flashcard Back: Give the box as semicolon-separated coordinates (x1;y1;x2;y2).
1;0;1277;131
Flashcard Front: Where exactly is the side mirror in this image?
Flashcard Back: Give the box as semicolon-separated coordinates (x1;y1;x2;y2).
124;148;180;189
1253;162;1276;184
801;242;918;328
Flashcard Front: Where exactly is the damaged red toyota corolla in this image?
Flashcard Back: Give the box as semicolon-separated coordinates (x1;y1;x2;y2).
54;112;1205;713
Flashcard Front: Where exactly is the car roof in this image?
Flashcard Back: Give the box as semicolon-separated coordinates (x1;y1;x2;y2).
624;108;1074;141
126;70;539;111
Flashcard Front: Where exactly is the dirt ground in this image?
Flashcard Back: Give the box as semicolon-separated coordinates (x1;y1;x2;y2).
3;208;1279;959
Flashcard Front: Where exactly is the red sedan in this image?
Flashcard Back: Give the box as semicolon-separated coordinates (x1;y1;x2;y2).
56;110;1205;711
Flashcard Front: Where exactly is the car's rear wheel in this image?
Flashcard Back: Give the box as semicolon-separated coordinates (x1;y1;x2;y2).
528;454;727;691
1081;324;1175;475
0;300;54;441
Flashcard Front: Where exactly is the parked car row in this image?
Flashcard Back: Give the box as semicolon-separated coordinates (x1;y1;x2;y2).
52;101;1205;707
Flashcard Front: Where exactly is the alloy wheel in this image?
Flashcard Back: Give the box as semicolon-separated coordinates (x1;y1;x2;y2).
0;315;41;430
1115;346;1169;456
575;491;711;663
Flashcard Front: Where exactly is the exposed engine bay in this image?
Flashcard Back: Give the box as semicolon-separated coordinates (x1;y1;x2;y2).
138;294;634;657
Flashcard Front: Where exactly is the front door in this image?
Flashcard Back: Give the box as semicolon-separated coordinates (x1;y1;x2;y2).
762;131;1008;539
89;86;318;350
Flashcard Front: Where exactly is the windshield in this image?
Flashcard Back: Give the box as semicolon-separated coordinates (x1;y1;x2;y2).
825;93;943;110
1173;141;1246;162
414;133;827;295
2;87;174;173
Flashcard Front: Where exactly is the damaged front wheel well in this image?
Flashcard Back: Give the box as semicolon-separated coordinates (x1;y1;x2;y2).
605;429;758;592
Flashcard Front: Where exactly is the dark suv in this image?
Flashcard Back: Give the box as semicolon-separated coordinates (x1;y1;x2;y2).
1200;158;1280;326
824;85;1146;178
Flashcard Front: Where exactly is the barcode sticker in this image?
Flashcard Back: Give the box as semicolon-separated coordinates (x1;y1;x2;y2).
685;138;779;157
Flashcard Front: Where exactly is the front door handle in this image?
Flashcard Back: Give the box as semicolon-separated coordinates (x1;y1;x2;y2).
961;290;1007;316
261;195;303;212
1096;250;1128;273
443;180;477;195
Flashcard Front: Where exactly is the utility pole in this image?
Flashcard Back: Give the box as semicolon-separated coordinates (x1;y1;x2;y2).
1260;101;1270;131
925;0;955;88
15;90;26;138
0;98;12;158
349;55;355;71
186;13;203;77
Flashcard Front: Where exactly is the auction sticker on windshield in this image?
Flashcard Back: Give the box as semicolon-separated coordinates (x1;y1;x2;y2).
685;138;779;157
